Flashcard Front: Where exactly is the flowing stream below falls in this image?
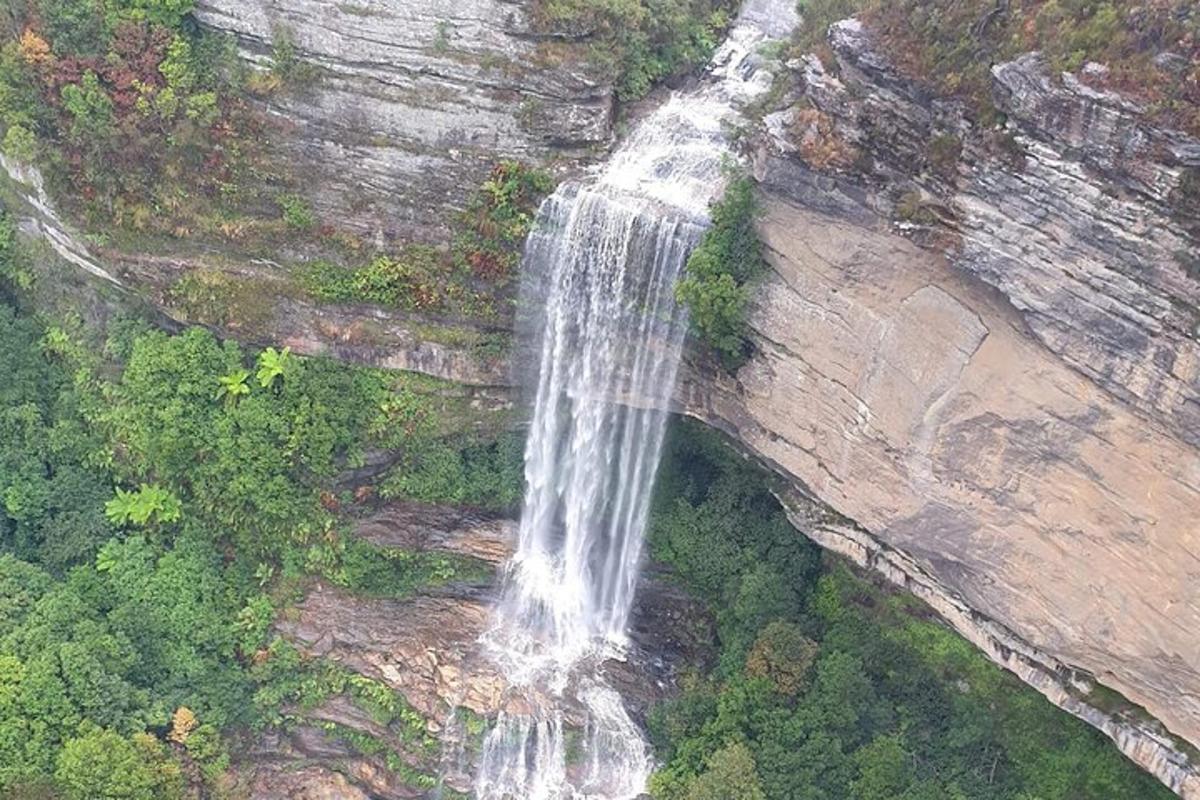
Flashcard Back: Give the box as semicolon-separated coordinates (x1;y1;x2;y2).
472;2;797;797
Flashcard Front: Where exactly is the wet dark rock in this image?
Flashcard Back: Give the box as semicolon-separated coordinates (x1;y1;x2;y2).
232;501;709;797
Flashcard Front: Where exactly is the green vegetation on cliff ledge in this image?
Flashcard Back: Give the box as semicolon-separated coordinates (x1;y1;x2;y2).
646;419;1174;800
0;0;292;235
301;161;554;320
534;0;736;100
793;0;1199;132
676;174;766;369
0;224;520;796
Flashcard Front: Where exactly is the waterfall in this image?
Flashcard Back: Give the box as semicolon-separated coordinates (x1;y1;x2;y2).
473;3;797;798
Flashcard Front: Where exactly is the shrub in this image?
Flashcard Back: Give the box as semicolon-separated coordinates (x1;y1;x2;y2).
676;174;765;369
803;0;1200;134
926;132;961;178
455;160;554;282
0;0;277;234
300;162;554;319
277;193;315;230
533;0;735;101
744;621;819;696
1;124;36;162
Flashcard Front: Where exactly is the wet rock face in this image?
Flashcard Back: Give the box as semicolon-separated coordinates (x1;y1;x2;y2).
194;0;613;242
233;502;708;797
9;8;1200;796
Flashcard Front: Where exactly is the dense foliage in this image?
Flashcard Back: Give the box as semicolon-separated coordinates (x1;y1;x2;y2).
793;0;1200;133
676;174;766;369
646;420;1175;800
0;0;291;235
534;0;736;100
0;220;521;796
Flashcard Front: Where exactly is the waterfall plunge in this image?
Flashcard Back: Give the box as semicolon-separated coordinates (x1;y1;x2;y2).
473;3;797;798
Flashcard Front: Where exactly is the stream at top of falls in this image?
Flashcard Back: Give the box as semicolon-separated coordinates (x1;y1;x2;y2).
471;2;798;798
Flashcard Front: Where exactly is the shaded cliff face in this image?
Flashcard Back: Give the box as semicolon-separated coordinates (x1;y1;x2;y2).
194;0;613;241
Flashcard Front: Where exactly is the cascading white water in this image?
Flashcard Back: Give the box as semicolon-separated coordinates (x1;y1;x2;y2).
474;2;797;798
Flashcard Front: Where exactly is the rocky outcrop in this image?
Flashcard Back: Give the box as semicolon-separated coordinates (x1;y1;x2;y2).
771;19;1200;447
7;11;1200;798
686;22;1200;793
1;157;516;388
677;192;1200;796
194;0;613;241
232;501;709;797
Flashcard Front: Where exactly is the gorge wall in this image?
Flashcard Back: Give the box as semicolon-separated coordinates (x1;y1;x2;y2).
193;0;613;241
679;19;1200;794
3;6;1200;798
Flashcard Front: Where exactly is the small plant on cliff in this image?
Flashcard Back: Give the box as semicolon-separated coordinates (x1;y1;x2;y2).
298;161;553;317
455;160;554;282
533;0;736;101
0;0;279;234
277;193;316;230
676;173;766;370
791;0;1200;134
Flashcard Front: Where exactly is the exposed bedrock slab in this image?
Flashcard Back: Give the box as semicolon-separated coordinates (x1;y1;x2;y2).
194;0;613;240
677;195;1200;796
7;16;1200;794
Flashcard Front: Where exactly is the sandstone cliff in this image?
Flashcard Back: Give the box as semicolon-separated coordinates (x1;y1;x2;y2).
688;17;1200;796
194;0;613;241
4;9;1200;799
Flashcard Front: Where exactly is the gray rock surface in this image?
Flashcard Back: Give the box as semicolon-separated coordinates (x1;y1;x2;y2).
733;21;1200;793
230;500;707;798
780;19;1200;447
7;12;1200;797
194;0;613;240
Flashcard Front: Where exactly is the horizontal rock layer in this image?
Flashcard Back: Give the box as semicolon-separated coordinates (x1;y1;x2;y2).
7;16;1200;797
740;23;1200;793
789;19;1200;447
194;0;613;241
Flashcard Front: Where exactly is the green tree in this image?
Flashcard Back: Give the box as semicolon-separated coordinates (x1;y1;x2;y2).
113;0;196;28
686;741;766;800
745;621;819;696
54;724;159;800
851;734;913;800
60;72;114;145
676;175;765;368
39;0;110;57
2;124;36;163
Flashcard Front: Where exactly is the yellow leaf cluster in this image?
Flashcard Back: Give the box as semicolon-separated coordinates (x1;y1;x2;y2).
19;30;51;66
169;706;198;744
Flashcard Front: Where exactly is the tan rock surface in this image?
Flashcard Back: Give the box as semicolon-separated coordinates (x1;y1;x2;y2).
679;195;1200;794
